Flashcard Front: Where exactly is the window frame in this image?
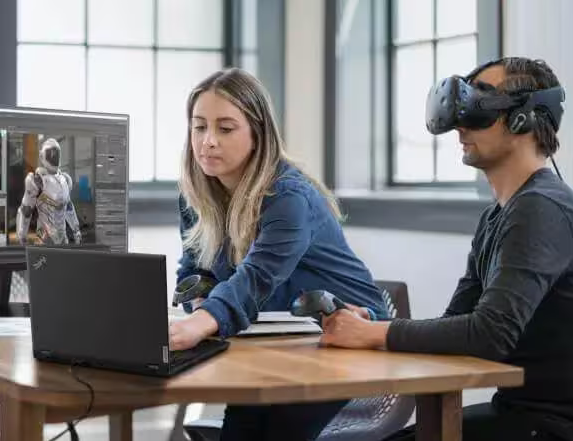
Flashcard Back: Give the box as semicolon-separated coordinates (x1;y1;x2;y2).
389;1;478;186
17;0;232;183
324;0;502;234
4;0;285;225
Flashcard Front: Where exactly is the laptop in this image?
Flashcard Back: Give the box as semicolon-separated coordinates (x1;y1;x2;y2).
26;247;229;377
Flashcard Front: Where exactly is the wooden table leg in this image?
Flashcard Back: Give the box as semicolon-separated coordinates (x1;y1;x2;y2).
415;391;462;441
109;411;133;441
0;394;45;441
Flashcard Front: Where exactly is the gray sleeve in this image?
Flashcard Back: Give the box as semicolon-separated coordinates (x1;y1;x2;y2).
387;194;573;360
442;246;483;317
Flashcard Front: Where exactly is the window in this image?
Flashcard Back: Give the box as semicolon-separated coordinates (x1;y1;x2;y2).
393;0;477;184
331;0;491;190
16;0;261;182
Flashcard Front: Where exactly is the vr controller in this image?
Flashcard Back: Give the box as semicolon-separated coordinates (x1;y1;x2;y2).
172;274;217;307
291;289;347;317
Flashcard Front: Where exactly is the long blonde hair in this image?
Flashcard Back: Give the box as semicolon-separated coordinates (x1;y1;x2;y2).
180;68;341;268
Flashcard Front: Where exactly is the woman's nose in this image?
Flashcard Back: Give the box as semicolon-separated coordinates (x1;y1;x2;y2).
202;130;218;149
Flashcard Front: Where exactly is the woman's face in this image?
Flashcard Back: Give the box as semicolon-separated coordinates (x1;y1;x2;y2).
190;90;254;191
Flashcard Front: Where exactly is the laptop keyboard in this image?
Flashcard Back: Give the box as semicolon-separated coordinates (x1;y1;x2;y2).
169;339;229;367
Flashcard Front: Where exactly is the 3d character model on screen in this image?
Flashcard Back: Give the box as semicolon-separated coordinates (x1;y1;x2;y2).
16;138;82;245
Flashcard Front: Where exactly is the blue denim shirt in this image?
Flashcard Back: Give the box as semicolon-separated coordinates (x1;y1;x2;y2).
177;161;388;338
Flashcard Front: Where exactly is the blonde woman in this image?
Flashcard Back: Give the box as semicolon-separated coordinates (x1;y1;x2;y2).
169;68;388;441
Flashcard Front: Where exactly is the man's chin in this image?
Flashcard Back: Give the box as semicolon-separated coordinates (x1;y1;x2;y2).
462;154;483;169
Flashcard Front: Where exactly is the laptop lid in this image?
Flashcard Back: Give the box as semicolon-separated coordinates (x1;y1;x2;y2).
26;247;170;369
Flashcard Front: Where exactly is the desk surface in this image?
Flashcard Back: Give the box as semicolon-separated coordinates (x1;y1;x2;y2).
0;335;523;409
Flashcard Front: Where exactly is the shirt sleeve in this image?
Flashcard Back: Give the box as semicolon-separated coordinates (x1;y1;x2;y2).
387;194;573;360
442;245;483;317
198;190;313;338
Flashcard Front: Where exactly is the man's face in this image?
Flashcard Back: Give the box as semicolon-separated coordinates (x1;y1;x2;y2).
456;65;516;170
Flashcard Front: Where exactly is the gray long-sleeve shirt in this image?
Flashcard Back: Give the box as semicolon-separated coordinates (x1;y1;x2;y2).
387;168;573;434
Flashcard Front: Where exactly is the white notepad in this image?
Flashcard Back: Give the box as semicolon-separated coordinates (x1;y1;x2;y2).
239;312;322;336
0;318;32;336
168;309;322;336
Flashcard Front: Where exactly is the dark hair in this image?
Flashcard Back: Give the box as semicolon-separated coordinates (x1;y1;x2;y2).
497;57;561;156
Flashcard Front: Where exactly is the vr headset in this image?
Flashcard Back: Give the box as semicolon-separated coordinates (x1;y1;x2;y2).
425;61;566;136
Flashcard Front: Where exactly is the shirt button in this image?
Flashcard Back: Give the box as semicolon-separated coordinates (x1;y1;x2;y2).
531;430;537;437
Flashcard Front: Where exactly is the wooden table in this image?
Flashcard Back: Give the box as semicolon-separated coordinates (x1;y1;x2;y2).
0;335;523;441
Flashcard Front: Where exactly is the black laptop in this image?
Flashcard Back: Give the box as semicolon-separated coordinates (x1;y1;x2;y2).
26;247;229;377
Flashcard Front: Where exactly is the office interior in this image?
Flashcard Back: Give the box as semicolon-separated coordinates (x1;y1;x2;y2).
0;0;572;439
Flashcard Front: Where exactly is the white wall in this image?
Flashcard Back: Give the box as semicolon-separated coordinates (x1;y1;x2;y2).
504;0;573;186
284;0;325;181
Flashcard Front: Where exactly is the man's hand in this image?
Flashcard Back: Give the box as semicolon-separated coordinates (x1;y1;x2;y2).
320;309;390;349
169;309;219;350
344;303;371;320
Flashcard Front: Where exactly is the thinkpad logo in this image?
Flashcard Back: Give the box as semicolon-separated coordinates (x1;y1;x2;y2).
32;256;47;270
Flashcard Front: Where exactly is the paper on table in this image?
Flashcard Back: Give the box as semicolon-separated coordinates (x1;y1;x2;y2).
238;321;322;336
168;309;317;323
168;307;188;321
253;311;318;323
168;308;322;335
0;318;32;336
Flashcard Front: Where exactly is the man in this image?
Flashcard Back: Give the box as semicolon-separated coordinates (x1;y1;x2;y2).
321;57;573;440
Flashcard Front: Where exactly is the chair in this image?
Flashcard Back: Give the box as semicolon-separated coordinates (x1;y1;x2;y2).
169;280;415;441
0;248;31;317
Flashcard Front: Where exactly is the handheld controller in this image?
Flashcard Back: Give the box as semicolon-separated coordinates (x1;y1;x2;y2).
172;274;217;307
290;289;347;316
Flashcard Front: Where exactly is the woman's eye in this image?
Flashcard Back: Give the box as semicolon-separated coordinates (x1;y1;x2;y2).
193;125;206;132
220;127;234;133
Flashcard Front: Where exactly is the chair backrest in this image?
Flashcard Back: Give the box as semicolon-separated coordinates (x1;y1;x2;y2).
375;280;411;319
317;280;415;441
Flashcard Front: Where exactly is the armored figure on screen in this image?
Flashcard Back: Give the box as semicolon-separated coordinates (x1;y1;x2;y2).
16;138;82;245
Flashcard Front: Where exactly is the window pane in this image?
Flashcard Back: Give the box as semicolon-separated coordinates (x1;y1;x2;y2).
394;0;433;44
87;48;154;181
157;0;223;48
436;36;476;80
336;0;372;189
437;131;477;181
242;0;257;51
437;0;476;38
241;53;258;77
436;37;477;181
18;0;85;43
18;45;86;111
88;0;153;46
394;44;434;182
155;51;222;180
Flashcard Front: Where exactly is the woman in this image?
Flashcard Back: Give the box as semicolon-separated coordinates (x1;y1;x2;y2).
169;67;388;441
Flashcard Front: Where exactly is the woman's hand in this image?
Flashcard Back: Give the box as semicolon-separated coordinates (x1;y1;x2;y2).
169;309;219;350
320;309;389;349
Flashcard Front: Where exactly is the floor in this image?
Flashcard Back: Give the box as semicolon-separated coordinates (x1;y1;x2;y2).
43;403;225;440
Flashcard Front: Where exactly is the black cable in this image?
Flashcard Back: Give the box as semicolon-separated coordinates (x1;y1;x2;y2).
550;155;564;181
47;363;95;441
